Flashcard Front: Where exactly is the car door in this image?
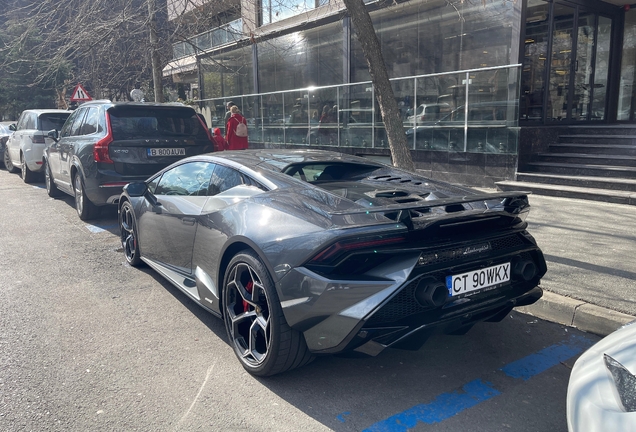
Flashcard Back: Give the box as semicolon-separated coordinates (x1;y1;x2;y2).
48;109;81;185
7;112;29;163
57;108;88;186
137;161;216;273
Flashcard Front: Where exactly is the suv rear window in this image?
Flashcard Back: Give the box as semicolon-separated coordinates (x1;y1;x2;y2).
39;113;70;131
108;107;207;140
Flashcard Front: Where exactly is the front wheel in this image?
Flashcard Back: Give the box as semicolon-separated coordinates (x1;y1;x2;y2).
223;250;313;376
73;172;99;221
119;200;142;267
4;146;18;173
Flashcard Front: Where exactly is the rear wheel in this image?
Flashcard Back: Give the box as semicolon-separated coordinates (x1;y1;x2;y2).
45;161;61;198
119;200;142;267
73;172;99;221
20;154;37;183
4;146;18;173
223;250;313;376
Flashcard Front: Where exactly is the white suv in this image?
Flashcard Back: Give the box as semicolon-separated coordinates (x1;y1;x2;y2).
4;109;71;182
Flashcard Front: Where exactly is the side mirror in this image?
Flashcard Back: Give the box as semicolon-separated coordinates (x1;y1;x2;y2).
124;182;159;206
124;182;148;197
47;129;59;142
9;124;16;131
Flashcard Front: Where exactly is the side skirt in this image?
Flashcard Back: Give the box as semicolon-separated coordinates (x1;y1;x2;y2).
141;257;222;318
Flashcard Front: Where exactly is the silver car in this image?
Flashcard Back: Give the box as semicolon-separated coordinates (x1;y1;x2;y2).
4;109;71;182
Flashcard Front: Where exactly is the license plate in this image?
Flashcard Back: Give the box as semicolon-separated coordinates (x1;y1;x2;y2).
446;262;510;297
147;148;185;157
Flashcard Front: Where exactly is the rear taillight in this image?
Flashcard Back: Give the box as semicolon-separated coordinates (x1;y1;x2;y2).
310;233;407;264
93;114;114;163
31;135;45;144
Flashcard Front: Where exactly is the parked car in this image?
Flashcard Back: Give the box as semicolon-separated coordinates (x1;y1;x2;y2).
45;101;215;220
118;149;547;376
3;110;71;182
405;101;518;152
567;320;636;432
403;103;450;126
0;121;14;169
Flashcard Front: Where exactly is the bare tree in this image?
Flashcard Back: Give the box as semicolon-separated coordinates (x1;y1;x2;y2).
340;0;414;171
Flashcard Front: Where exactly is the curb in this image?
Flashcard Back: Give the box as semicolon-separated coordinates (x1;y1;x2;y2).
516;290;636;337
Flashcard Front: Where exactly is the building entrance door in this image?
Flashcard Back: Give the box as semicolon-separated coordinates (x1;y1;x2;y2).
521;0;614;123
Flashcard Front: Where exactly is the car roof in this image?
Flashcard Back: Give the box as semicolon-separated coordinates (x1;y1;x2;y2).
79;101;195;111
20;109;71;115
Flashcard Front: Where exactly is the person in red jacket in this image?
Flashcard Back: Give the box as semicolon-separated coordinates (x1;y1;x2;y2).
225;105;248;150
212;127;227;151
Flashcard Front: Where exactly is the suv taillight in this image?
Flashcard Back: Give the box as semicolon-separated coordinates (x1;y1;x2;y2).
93;113;114;163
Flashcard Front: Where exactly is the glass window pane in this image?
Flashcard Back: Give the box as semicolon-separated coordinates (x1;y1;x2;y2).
590;16;611;121
618;10;636;121
201;45;254;99
258;22;343;93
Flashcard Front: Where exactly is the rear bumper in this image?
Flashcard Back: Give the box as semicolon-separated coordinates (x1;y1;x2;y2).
23;144;46;172
278;233;547;355
83;168;148;206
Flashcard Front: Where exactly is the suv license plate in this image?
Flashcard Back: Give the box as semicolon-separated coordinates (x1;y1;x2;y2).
446;262;510;297
147;148;185;157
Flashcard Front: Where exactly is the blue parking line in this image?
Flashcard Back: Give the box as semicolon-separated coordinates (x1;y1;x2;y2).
364;380;500;432
85;223;118;233
500;334;593;380
362;335;593;431
336;411;351;423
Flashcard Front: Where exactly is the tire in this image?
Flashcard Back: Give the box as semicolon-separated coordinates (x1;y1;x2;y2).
73;172;99;221
20;153;37;183
45;161;61;198
4;146;18;173
119;200;142;267
223;250;314;376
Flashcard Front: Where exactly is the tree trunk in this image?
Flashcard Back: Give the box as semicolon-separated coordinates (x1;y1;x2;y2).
341;0;415;172
147;0;164;103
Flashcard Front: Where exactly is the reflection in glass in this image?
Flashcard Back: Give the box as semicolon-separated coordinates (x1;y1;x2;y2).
572;12;594;122
548;4;574;121
590;16;611;121
618;10;636;121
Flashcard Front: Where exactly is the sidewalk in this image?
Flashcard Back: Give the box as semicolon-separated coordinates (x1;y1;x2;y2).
510;193;636;336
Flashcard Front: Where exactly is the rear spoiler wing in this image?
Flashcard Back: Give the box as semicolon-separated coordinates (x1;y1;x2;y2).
328;191;531;216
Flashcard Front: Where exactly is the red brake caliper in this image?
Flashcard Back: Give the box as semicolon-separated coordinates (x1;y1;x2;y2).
243;280;253;312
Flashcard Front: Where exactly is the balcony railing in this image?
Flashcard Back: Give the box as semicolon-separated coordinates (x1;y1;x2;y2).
198;64;521;154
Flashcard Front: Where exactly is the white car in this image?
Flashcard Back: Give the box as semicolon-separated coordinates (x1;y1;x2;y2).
567;321;636;432
4;109;70;183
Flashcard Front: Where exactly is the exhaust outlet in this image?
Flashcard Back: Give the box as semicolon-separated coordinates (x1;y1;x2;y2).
513;259;537;281
414;277;449;308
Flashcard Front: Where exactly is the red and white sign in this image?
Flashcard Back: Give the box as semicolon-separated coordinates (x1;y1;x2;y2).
70;84;92;102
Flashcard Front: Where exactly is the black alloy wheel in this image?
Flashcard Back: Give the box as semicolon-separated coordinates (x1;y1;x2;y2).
4;147;18;173
223;250;313;376
73;172;99;221
119;200;142;267
20;154;37;183
45;161;61;197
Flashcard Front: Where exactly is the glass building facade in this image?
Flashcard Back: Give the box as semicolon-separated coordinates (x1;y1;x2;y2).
165;0;635;186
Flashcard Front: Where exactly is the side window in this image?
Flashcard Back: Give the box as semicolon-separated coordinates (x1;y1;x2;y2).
80;108;99;135
60;110;81;138
154;162;216;196
24;113;36;130
69;109;88;136
209;164;243;196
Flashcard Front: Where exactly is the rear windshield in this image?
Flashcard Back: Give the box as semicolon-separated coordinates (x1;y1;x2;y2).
39;113;70;131
108;107;207;140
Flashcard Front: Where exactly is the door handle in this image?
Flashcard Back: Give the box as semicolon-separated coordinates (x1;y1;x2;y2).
182;217;196;226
